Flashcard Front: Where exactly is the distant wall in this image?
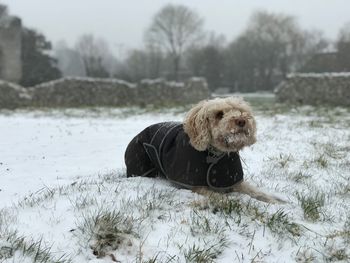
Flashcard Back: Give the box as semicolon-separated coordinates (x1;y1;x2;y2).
275;73;350;106
0;77;210;109
29;77;137;107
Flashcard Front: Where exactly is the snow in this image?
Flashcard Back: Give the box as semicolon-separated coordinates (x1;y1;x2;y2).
288;72;350;78
0;110;177;206
33;77;137;89
213;92;275;99
140;78;165;85
140;78;187;88
188;77;207;82
0;106;349;262
0;79;26;91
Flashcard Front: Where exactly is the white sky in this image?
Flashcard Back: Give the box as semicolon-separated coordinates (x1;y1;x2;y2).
2;0;350;56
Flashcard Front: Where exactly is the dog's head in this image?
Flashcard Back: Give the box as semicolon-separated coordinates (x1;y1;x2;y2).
184;97;257;152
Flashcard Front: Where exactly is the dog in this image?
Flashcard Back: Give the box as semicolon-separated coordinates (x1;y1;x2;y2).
125;97;284;204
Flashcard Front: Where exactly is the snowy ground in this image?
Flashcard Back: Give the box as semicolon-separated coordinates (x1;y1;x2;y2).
0;104;349;262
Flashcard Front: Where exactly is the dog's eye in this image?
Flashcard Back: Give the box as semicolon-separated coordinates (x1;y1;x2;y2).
215;111;224;120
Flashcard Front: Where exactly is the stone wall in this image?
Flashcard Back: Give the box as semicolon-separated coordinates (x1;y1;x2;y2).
136;78;210;105
275;73;350;106
0;80;30;109
0;77;210;109
0;15;22;83
29;77;137;107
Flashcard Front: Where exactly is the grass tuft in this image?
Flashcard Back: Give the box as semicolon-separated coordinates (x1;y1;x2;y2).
189;210;225;236
322;143;347;159
0;231;71;262
296;192;326;221
182;240;229;263
76;209;136;258
325;248;349;262
313;154;328;168
295;247;316;262
207;195;300;238
208;195;243;219
290;171;311;183
266;209;301;237
269;154;294;168
17;187;56;208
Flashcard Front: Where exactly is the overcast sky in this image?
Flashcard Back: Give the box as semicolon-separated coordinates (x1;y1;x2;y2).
2;0;350;56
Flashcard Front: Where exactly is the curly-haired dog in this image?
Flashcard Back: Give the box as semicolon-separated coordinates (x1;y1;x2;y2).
125;97;284;203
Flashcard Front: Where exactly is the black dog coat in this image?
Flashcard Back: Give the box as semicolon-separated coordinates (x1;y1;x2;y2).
125;122;244;190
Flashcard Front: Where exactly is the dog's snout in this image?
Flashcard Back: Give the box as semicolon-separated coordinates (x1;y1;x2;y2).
235;118;246;127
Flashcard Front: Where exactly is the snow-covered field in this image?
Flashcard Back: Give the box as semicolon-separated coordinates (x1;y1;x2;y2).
0;104;349;262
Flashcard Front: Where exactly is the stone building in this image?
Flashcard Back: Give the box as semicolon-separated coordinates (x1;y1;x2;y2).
0;14;22;83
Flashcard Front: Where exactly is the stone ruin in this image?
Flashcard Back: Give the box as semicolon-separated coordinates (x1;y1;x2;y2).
0;77;210;109
275;73;350;106
0;9;22;83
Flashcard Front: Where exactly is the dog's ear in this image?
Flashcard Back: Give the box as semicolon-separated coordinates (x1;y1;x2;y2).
183;100;211;151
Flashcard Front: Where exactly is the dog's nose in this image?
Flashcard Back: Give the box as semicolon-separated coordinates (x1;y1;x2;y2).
235;118;246;127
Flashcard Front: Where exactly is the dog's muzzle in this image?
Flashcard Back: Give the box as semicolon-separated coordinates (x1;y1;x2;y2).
224;128;251;145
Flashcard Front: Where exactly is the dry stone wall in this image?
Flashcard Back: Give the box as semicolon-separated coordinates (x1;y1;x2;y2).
275;73;350;106
29;77;137;107
0;77;210;109
0;80;30;108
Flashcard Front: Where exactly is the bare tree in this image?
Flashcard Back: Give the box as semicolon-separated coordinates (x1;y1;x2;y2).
75;34;111;78
299;30;328;61
186;33;227;90
54;41;86;77
337;22;350;71
225;10;327;91
124;49;149;81
338;22;350;43
145;41;164;79
145;4;204;80
247;11;306;83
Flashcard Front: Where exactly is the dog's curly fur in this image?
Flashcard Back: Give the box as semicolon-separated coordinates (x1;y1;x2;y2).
184;97;284;204
184;97;256;153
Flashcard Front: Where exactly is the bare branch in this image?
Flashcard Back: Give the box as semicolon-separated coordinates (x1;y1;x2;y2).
145;4;203;80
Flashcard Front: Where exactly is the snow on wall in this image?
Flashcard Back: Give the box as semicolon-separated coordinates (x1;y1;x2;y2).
275;73;350;106
0;77;210;108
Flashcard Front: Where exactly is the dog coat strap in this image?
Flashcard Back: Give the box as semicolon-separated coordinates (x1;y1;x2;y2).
206;152;244;189
143;143;167;177
158;123;182;157
143;122;182;179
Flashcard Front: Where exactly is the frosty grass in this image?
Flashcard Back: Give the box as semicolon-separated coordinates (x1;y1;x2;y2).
0;101;349;262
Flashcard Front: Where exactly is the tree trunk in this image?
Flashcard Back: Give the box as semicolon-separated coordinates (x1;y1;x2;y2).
173;55;181;81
